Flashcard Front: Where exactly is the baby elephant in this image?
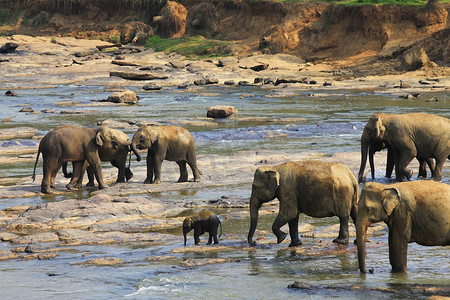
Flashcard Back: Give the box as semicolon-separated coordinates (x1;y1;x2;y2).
183;211;222;246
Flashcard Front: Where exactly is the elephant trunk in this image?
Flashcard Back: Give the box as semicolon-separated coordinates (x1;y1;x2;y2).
358;136;370;183
130;141;141;162
183;233;187;246
356;217;370;273
247;193;260;245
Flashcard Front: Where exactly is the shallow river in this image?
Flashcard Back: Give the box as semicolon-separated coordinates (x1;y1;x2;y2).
0;84;449;299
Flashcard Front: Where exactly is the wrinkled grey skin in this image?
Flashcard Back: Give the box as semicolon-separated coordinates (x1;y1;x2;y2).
62;145;134;188
183;211;222;246
358;112;450;182
32;125;131;194
131;125;201;184
248;160;358;247
356;181;450;273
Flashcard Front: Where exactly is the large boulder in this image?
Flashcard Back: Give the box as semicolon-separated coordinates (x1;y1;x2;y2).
186;2;219;38
260;26;288;54
120;22;153;45
401;46;432;71
106;90;139;104
154;1;188;38
415;0;448;27
207;106;238;118
0;42;19;54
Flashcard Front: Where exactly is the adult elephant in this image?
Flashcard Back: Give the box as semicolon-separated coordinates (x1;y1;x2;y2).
358;112;450;182
131;125;201;184
32;125;132;194
62;145;134;188
363;140;435;182
356;181;450;273
247;161;358;247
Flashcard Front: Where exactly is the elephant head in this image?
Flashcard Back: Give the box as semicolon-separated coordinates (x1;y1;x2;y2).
356;182;399;273
358;114;386;182
96;126;131;150
130;125;160;162
247;166;280;245
183;217;195;246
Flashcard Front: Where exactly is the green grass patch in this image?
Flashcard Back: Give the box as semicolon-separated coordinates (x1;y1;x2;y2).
145;35;232;59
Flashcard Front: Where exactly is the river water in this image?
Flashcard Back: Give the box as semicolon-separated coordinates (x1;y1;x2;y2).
0;83;449;299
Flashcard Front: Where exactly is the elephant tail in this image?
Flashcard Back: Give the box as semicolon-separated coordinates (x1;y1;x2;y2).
31;148;41;182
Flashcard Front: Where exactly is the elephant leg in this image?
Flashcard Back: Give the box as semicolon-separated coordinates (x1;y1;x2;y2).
333;216;350;245
111;160;125;183
125;167;133;181
417;158;427;178
87;157;106;190
193;228;201;245
272;214;289;244
50;164;61;188
186;150;201;182
425;158;435;177
385;148;395;178
431;157;444;182
41;157;59;194
395;152;414;181
288;215;302;247
144;154;154;184
153;157;163;184
85;165;95;187
66;161;83;191
388;226;408;273
176;161;188;182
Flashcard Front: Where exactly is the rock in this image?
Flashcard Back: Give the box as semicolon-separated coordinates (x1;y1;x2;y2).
254;78;264;84
217;57;238;67
260;26;288;54
323;82;332;86
5;90;17;96
111;60;140;67
169;61;186;69
178;81;191;89
110;71;168;80
120;21;153;45
154;1;187;38
0;42;19;53
0;250;19;261
399;80;412;88
425;97;439;102
194;78;206;85
250;64;269;72
74;50;98;57
104;84;127;92
0;127;39;140
19;107;34;113
207;106;238;118
224;80;235;86
97;119;138;129
42;109;56;113
402;47;431;71
78;257;125;266
180;258;230;267
106;90;139;104
186;2;219;38
275;78;301;85
264;78;275;84
143;83;162;91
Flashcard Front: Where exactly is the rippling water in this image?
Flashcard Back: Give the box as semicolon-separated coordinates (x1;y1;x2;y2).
0;84;449;299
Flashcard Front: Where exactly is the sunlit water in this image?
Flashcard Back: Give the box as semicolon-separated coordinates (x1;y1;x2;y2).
0;84;449;299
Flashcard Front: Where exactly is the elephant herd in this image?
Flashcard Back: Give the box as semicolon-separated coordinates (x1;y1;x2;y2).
32;112;450;273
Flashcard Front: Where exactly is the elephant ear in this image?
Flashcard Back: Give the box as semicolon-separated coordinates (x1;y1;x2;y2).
381;188;400;216
96;130;104;147
264;170;280;195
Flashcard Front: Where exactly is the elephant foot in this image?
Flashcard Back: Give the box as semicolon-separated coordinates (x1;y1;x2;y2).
154;179;161;184
41;186;52;194
144;179;152;184
75;183;83;189
98;184;107;190
405;170;413;181
289;239;302;247
86;182;95;187
276;231;288;244
177;177;188;183
332;237;349;245
125;169;133;181
64;172;73;179
193;177;201;182
65;183;75;191
50;183;56;188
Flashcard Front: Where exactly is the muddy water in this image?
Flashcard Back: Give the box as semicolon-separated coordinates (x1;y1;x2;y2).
0;84;449;299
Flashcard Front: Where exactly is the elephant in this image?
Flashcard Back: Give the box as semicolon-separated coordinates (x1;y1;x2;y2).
183;211;222;246
247;160;359;247
364;140;435;182
356;181;450;273
358;112;450;182
62;145;133;188
32;125;132;194
131;125;201;184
